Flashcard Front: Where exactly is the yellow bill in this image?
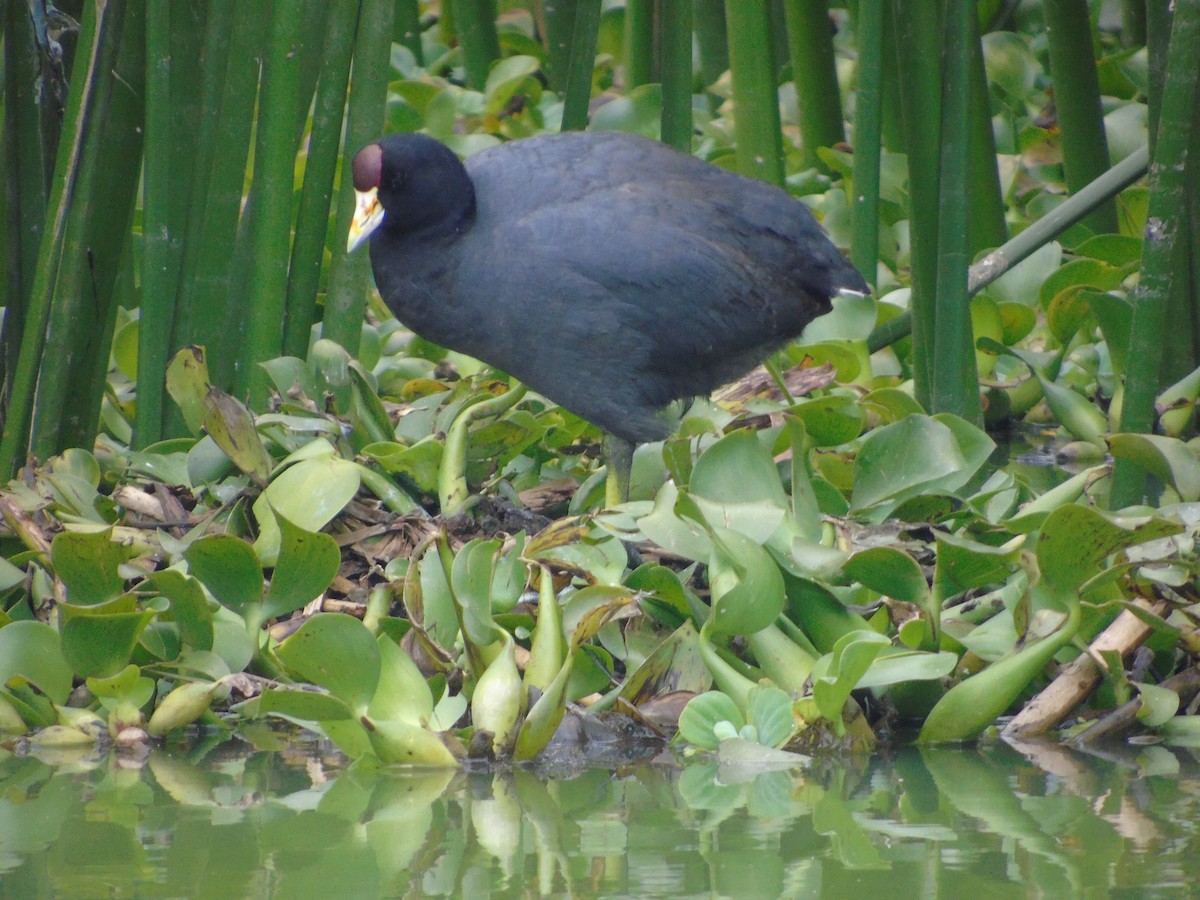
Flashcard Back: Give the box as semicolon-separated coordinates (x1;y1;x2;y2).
346;186;383;253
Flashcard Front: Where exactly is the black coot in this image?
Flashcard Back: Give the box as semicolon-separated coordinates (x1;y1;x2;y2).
348;131;867;500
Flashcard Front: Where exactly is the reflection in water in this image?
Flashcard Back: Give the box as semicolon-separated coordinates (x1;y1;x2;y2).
1;732;1197;897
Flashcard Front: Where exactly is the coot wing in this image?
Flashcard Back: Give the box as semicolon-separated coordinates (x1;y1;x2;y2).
448;174;842;440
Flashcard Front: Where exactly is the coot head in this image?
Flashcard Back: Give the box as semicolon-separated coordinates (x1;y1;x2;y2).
347;133;476;250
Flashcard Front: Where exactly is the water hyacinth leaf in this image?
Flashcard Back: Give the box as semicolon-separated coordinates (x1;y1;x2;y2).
896;616;931;650
688;437;790;546
88;665;155;712
933;532;1021;601
253;454;361;564
0;621;73;704
362;437;443;494
1135;682;1179;728
679;691;746;751
783;573;873;653
624;563;694;624
786;343;863;383
690;497;786;544
859;388;925;425
363;717;458;767
0;696;26;733
997;301;1038;345
391;79;445;117
810;631;889;725
484;54;540;114
919;585;1081;743
203;388;273;484
621;620;709;704
707;528;786;638
513;650;574;761
662;434;696;489
567;644;613;699
450;538;505;648
637;481;715;562
471;633;523;752
165;346;212;435
173;649;232;683
415;542;460;650
971;296;1004;377
1074;233;1141;267
132;621;180;663
524;517;593;557
212;608;257;673
850;415;991;516
61;609;157;678
1160;716;1200;748
185;535;264;617
143;570;214;651
690;429;789;507
696;623;758;714
589;82;662;137
308;339;353;411
981;241;1061;306
50;529;130;606
745;622;816;695
277;614;380;715
43;469;109;526
1005;463;1109;533
1156;366;1200;438
147;680;221;736
1033;370;1108;446
260;355;320;400
246;687;355;722
787;395;865;447
275;436;338;466
770;529;851;583
260;513;341;623
844;547;929;606
186;435;236;487
122;447;192;487
525;567;566;693
1086;291;1133;378
532;530;630;588
981;29;1039;96
855;648;958;690
969;470;1021;523
348;365;398;445
561;585;639;646
0;557;24;596
932;415;997;485
3;683;56;728
320;719;373;759
953;605;1019;662
777;418;820;538
1046;284;1098;345
1038;258;1130;309
368;635;434;725
1036;504;1182;593
1107;434;1200;502
489;535;527;614
429;687;468;732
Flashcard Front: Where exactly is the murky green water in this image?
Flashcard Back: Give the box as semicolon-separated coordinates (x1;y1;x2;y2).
2;731;1197;898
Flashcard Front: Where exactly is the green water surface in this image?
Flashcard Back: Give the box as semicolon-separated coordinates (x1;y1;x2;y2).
1;733;1196;898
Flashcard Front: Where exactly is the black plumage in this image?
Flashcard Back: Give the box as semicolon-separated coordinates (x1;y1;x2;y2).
349;130;866;461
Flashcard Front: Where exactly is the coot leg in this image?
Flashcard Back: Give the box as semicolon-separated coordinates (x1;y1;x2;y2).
603;433;635;506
